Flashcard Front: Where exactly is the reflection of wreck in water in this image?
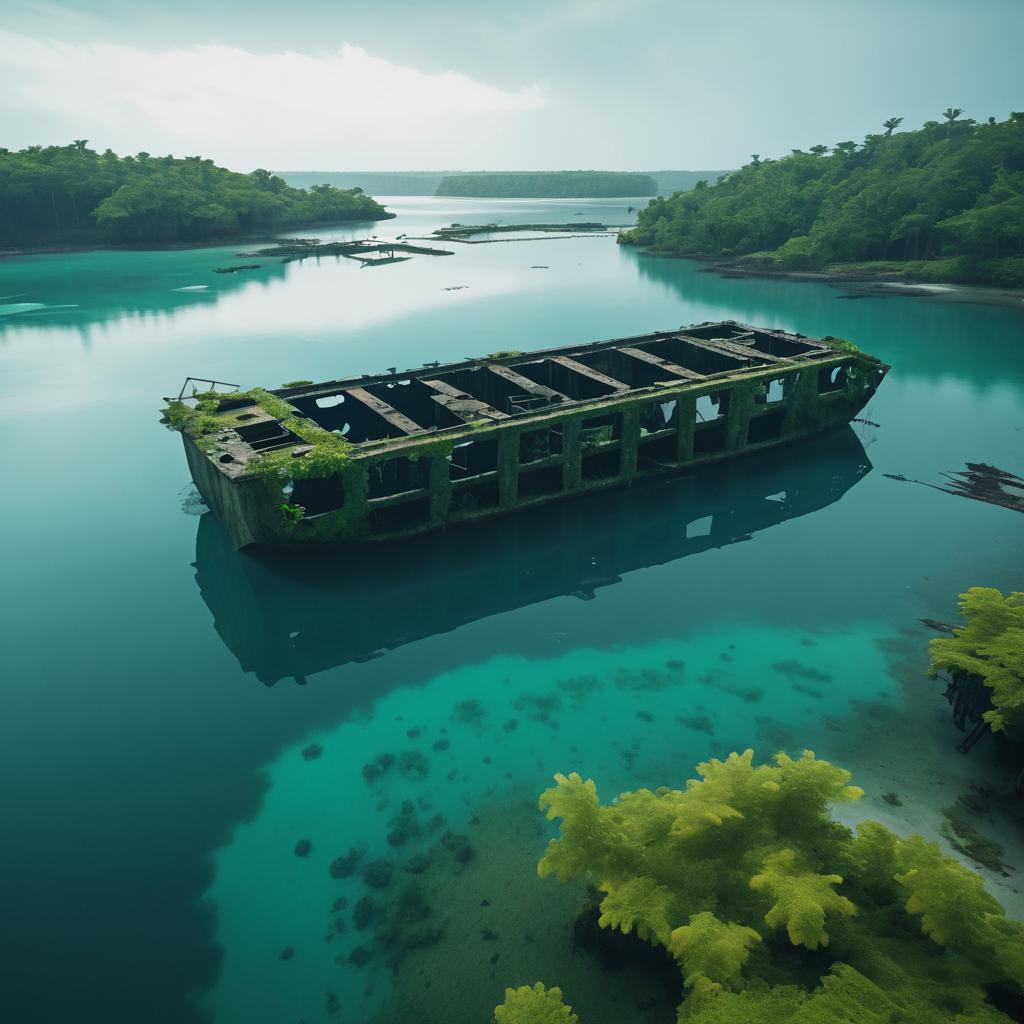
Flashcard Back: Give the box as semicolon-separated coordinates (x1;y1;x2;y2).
195;428;873;685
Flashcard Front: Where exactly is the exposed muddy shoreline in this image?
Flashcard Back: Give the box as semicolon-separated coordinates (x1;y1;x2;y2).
631;251;1024;311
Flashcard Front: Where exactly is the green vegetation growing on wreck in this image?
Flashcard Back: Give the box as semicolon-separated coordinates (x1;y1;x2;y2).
435;171;657;198
620;112;1024;286
0;142;391;245
930;588;1024;738
498;749;1024;1023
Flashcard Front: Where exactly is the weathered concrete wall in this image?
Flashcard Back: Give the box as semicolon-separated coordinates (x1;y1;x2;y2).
191;354;885;549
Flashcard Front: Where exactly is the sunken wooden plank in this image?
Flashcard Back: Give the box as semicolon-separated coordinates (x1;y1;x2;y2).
488;364;568;403
344;386;428;435
618;346;705;381
423;379;511;421
551;355;630;392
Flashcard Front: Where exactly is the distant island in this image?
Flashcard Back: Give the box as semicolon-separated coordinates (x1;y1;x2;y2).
436;171;656;198
620;112;1024;287
0;143;392;248
275;169;728;197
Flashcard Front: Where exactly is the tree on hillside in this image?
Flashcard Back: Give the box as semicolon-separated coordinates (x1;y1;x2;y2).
883;117;904;137
943;106;965;138
619;113;1024;285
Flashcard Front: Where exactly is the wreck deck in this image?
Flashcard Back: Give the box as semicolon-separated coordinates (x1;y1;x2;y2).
166;321;888;548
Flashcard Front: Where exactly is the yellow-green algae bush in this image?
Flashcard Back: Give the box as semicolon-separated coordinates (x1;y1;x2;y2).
493;750;1024;1023
929;588;1024;737
494;983;578;1024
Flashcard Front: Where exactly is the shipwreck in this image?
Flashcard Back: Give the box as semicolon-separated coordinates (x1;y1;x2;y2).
163;321;888;549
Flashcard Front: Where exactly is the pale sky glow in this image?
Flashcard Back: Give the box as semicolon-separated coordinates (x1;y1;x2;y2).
0;34;546;169
1;0;1021;171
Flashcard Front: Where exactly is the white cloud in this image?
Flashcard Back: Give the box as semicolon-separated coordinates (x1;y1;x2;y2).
0;33;546;167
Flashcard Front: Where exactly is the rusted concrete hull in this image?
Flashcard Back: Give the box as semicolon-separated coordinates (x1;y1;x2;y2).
172;322;889;549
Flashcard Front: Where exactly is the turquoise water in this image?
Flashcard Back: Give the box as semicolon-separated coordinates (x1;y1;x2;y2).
0;197;1022;1024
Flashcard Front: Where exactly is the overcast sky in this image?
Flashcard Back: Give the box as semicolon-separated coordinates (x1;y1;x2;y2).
2;0;1021;171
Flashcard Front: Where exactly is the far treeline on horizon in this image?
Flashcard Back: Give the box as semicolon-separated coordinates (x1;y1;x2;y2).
1;111;1022;287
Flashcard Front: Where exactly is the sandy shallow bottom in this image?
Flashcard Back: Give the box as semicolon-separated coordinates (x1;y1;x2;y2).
201;622;1023;1024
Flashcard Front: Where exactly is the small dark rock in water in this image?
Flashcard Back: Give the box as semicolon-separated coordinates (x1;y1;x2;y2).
349;945;372;967
426;813;446;832
403;852;432;874
362;752;396;782
398;750;430;778
278;945;295;961
676;714;714;735
442;831;472;867
432;739;450;752
294;839;312;858
453;698;487;725
524;933;535;943
354;895;376;929
490;952;500;964
329;846;364;879
332;917;347;934
482;755;492;764
332;896;348;912
882;792;903;806
480;899;491;907
481;927;498;941
502;718;519;733
406;726;422;739
719;652;734;663
214;263;262;274
665;658;685;672
362;858;395;889
771;659;832;683
301;744;323;761
326;989;341;1017
387;800;423;847
470;815;481;826
636;710;654;722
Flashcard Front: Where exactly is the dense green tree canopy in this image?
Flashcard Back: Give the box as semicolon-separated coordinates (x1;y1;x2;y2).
0;143;391;245
496;750;1024;1023
620;114;1024;286
436;171;656;198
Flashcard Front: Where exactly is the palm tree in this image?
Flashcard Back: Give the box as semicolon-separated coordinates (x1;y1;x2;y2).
809;144;829;156
72;139;89;152
833;141;857;156
750;154;761;166
882;117;903;137
942;107;964;139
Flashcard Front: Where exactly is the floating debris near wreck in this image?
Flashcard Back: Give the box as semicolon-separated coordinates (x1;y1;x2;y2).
884;462;1024;514
162;321;888;549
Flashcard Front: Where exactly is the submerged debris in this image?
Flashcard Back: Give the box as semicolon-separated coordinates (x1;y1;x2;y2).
328;845;364;879
213;264;261;274
885;462;1024;514
362;752;395;782
941;798;1010;875
361;858;395;889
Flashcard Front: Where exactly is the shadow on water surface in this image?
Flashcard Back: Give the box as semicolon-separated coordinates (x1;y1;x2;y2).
195;427;872;687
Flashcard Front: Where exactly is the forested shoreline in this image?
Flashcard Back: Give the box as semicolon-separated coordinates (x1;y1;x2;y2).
621;113;1024;287
436;170;656;197
0;143;392;248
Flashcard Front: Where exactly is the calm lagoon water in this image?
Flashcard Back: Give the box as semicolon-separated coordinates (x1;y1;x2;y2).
1;198;1022;1024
